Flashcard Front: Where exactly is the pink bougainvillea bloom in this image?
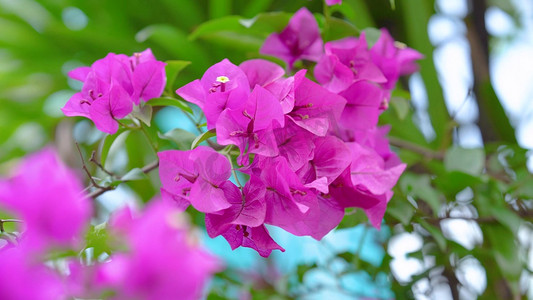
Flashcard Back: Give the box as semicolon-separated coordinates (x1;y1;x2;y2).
88;81;133;134
289;76;346;136
62;49;166;134
0;148;92;251
220;223;284;257
177;59;250;129
129;49;167;104
63;73;132;135
0;246;65;300
290;193;345;240
260;7;323;69
296;135;352;193
326;0;342;5
314;34;386;93
370;28;424;92
217;85;284;161
348;141;406;196
158;147;233;213
205;179;285;257
329;168;389;229
249;156;345;239
338;80;385;131
265;69;307;114
274;118;316;171
98;201;221;300
239;59;285;89
256;157;320;235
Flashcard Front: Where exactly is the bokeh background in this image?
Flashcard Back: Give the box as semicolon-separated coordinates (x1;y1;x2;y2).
1;0;532;299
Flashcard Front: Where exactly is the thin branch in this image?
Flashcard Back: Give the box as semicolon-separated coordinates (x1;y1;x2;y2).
75;142;106;189
388;136;444;160
86;160;159;199
88;150;114;177
0;219;22;233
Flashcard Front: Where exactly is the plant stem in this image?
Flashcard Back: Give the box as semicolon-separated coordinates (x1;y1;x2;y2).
86;160;159;199
388;136;444;160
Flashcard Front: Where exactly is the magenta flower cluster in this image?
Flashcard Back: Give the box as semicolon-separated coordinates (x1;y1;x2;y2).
0;149;218;299
62;49;166;134
158;7;421;257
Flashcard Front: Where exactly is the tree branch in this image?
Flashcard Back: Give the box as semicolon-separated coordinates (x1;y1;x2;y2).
389;136;445;160
0;219;22;233
86;160;159;199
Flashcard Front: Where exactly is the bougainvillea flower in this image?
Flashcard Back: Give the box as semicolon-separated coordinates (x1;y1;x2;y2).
158;147;233;213
288;76;346;136
265;70;307;114
329;168;389;229
205;179;266;233
62;49;166;134
288;194;345;240
239;59;285;88
274;118;316;171
65;76;133;136
176;59;250;129
205;179;285;257
256;157;321;235
296;135;352;193
63;60;133;134
98;201;221;300
130;49;166;104
221;224;284;257
0;246;65;300
216;85;284;161
249;156;345;239
260;7;323;69
370;28;424;91
348;142;406;196
88;82;133;134
0;148;92;251
314;34;386;93
338;80;385;131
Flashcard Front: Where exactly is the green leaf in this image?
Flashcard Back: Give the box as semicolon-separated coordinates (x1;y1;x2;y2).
444;147;485;176
432;170;482;198
208;0;231;19
165;60;191;93
158;128;197;150
297;264;316;283
343;0;375;29
419;219;447;251
399;0;450;147
316;15;359;41
148;97;193;114
362;27;382;47
191;129;216;149
386;197;415;225
121;168;148;181
338;251;355;263
136;25;209;72
130;103;153;126
190;16;244;40
485;225;522;293
400;173;442;215
338;208;368;229
488;206;522;233
390;96;409;120
85;223;111;258
100;129;129;168
189;12;291;50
